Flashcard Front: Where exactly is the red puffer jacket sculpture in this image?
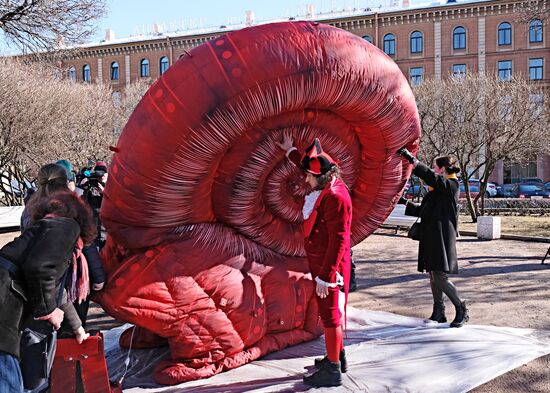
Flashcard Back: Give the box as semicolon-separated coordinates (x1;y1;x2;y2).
96;21;420;385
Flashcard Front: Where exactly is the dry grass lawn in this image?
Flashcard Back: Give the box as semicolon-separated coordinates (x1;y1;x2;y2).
459;215;550;238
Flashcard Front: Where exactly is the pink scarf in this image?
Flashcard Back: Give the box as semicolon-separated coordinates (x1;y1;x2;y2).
44;214;90;304
70;237;90;304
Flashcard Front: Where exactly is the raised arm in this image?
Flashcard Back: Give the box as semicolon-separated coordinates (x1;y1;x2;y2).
397;147;454;192
277;132;301;167
413;162;455;192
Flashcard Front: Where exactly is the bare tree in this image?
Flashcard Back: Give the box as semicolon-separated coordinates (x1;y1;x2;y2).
517;0;549;23
414;73;549;221
0;59;134;205
118;79;152;128
0;0;106;53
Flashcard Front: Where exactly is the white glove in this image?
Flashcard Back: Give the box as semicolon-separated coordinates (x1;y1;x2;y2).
315;277;330;298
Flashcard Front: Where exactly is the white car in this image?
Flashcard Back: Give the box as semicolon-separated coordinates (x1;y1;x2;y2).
462;178;497;198
486;182;498;197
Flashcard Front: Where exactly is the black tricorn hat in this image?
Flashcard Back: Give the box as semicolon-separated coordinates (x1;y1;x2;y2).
300;138;337;175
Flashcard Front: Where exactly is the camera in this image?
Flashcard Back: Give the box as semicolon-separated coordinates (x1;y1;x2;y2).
77;166;107;248
80;169;105;189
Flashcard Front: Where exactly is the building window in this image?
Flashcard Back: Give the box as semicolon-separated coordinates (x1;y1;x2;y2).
362;35;373;44
383;33;396;56
410;31;423;54
160;56;169;75
110;61;119;81
452;64;467;78
498;60;512;81
82;64;91;82
140;58;150;77
529;58;543;80
504;158;538;184
68;66;76;82
453;26;466;50
529;19;543;43
498;22;512;46
409;67;423;86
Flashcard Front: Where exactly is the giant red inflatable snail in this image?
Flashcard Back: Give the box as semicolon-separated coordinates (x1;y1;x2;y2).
96;21;420;385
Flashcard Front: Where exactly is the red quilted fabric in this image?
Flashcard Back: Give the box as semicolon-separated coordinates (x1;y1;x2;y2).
96;21;420;385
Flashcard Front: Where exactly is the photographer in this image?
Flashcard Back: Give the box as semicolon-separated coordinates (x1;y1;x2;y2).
397;149;468;328
75;161;108;325
78;161;108;250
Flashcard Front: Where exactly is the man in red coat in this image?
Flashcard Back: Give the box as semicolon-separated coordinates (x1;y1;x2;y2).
278;133;352;387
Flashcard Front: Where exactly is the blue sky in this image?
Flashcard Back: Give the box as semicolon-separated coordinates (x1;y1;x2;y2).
93;0;433;42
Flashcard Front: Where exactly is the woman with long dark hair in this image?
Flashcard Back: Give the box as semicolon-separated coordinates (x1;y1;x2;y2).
23;162;106;324
398;149;469;328
0;163;96;391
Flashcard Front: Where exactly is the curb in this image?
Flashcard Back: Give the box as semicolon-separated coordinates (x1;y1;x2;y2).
459;231;550;243
379;228;550;243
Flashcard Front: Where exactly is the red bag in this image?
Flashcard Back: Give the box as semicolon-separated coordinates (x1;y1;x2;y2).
50;332;122;393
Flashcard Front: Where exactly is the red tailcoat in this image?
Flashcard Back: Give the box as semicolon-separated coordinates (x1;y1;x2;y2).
289;150;352;326
304;178;352;287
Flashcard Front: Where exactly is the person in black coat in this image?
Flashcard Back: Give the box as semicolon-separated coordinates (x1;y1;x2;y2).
21;161;106;326
0;164;97;392
397;149;469;328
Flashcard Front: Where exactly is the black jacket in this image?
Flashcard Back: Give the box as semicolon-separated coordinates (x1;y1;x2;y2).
405;163;459;274
21;208;105;286
0;217;80;357
83;243;106;285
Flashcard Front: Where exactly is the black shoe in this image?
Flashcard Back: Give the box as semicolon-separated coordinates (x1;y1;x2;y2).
314;349;348;373
303;361;342;387
428;301;447;323
450;301;469;328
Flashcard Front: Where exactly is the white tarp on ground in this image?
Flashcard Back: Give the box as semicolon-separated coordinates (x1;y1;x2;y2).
104;307;550;393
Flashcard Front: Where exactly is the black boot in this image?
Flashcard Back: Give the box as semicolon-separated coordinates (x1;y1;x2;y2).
303;361;342;387
314;349;348;373
428;301;447;323
450;301;469;328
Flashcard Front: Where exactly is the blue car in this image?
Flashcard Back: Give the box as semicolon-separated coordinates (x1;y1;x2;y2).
405;184;428;199
512;184;550;199
498;184;517;198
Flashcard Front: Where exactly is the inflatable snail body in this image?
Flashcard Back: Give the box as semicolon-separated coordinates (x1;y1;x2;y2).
97;21;420;384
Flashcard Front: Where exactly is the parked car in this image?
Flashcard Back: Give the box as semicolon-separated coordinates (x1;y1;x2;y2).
461;178;496;197
459;184;480;199
458;179;494;198
511;184;550;199
486;182;498;197
498;184;517;198
404;184;428;199
545;181;550;192
404;176;428;200
520;177;544;184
